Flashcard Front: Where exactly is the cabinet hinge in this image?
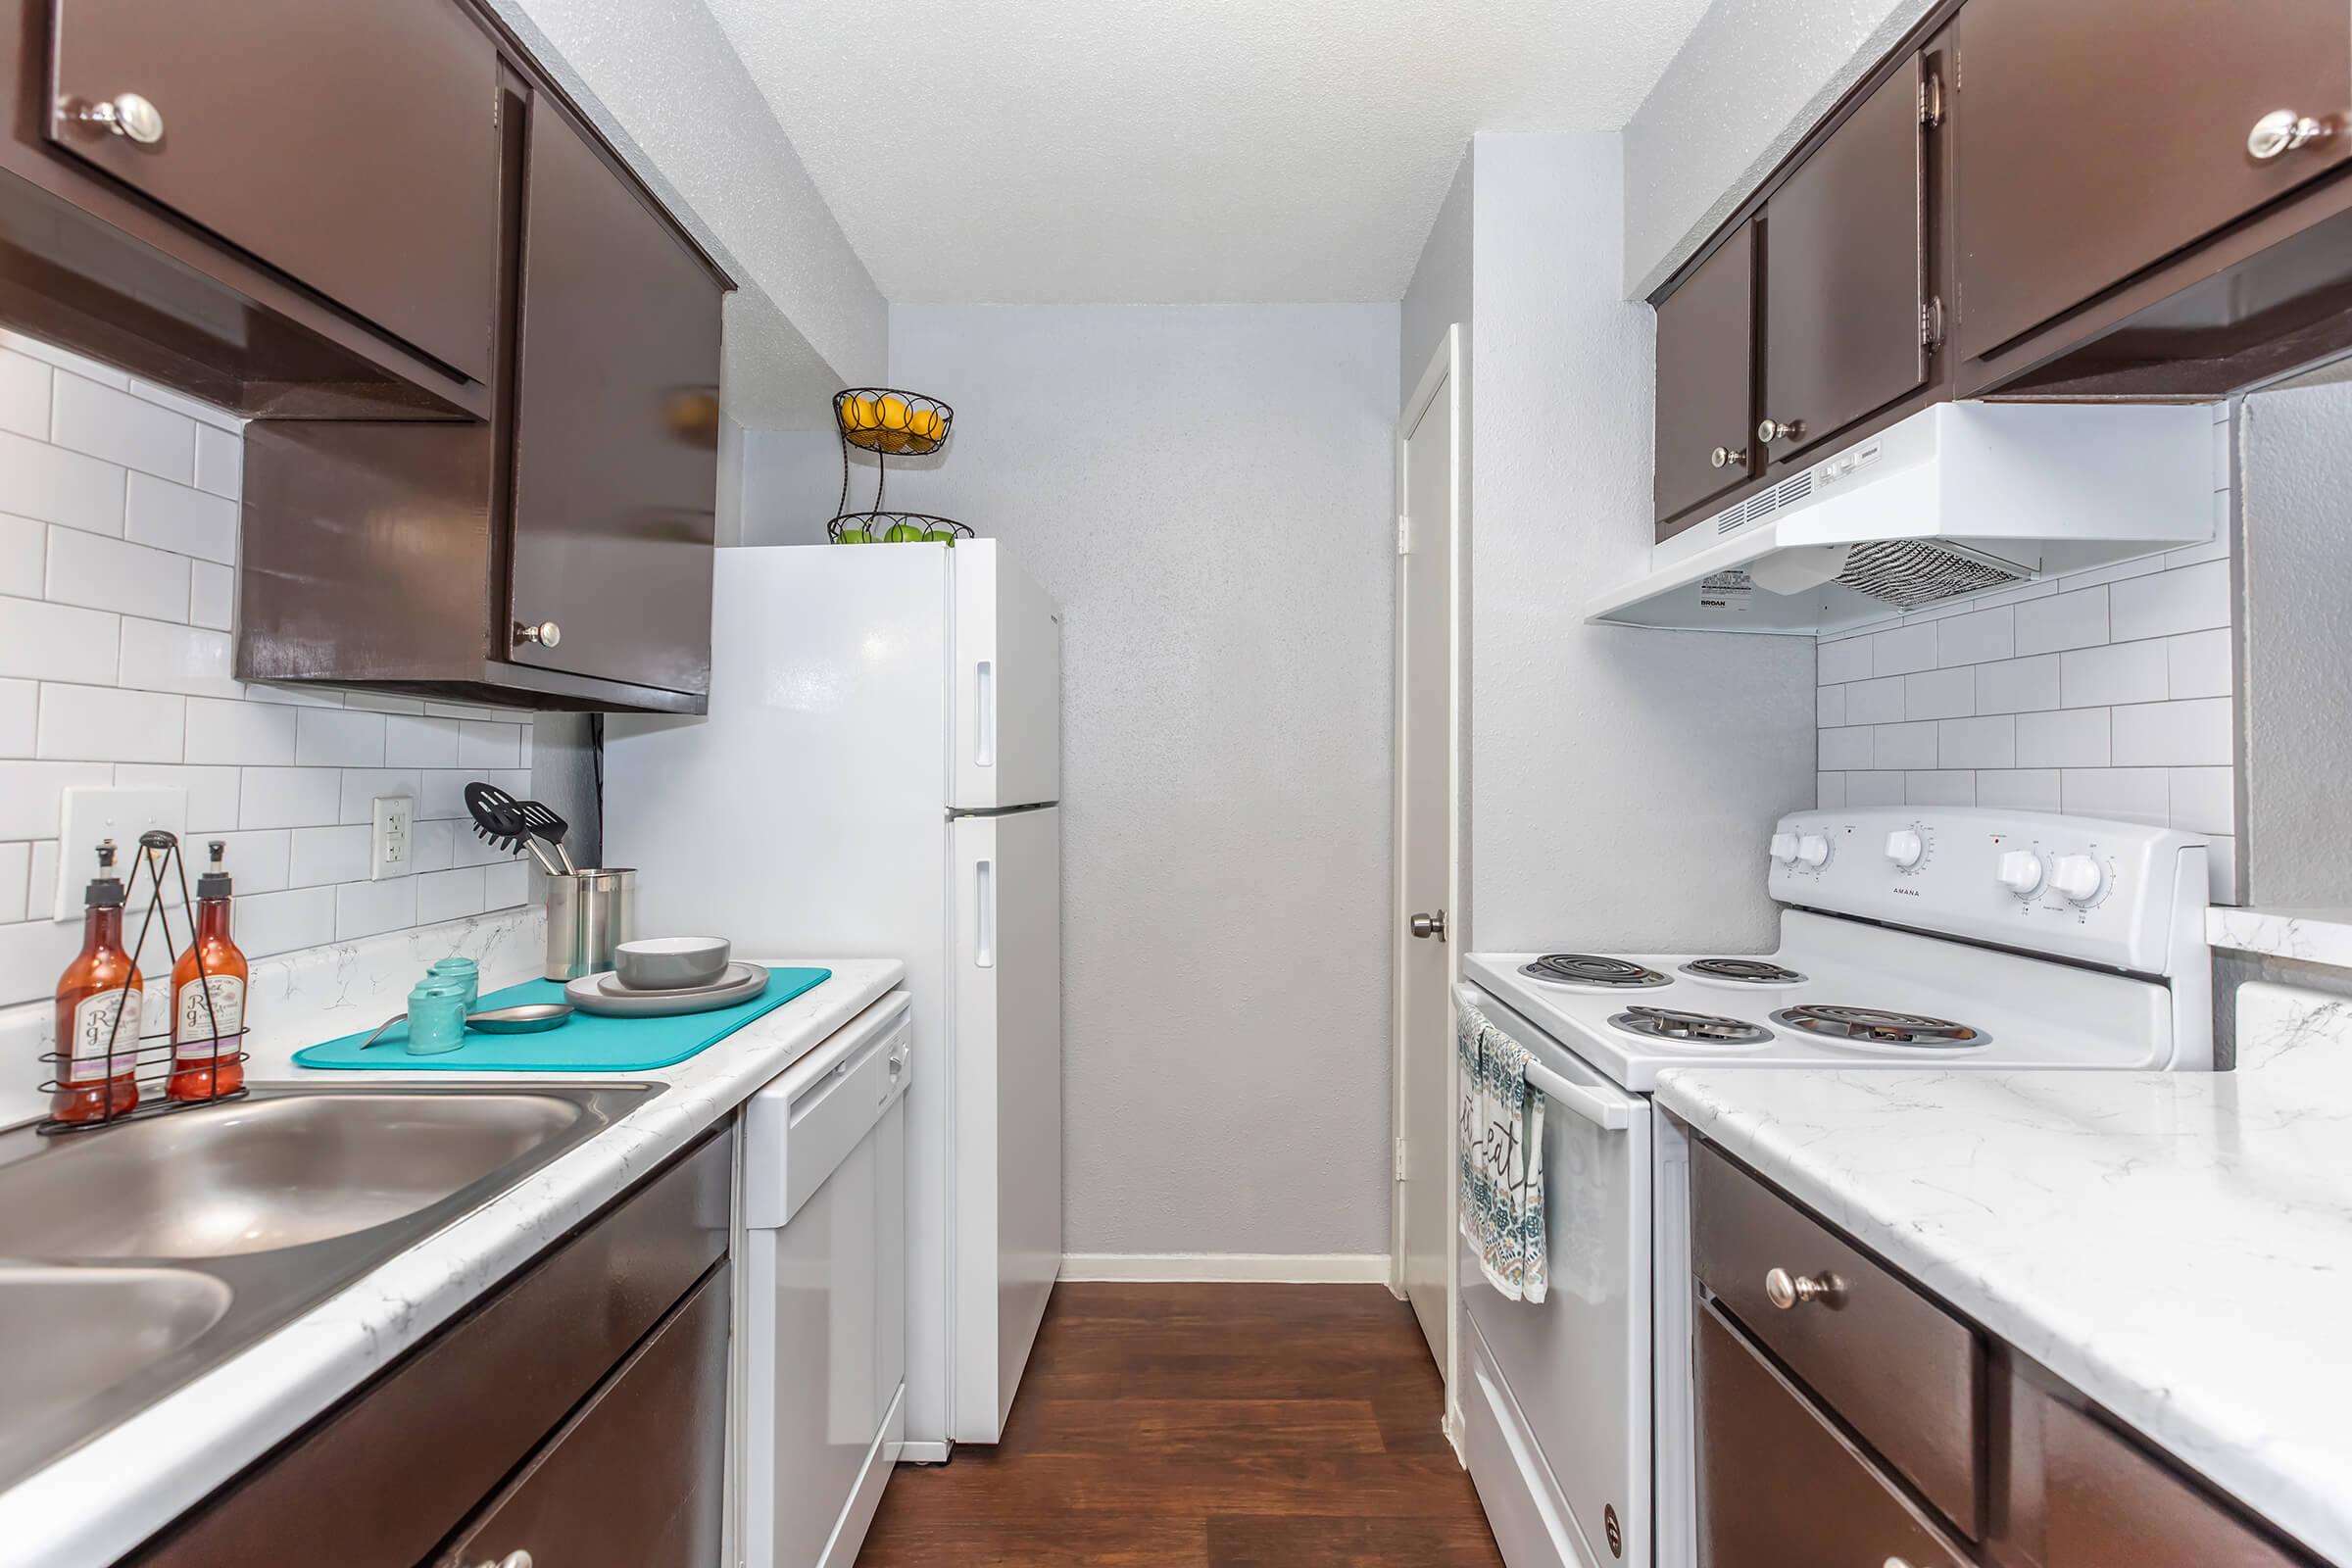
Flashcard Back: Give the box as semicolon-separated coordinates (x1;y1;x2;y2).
1919;70;1944;129
1394;1137;1409;1181
1921;295;1946;352
1396;513;1412;556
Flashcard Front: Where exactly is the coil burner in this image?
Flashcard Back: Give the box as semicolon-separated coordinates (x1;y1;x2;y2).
1608;1006;1774;1047
1520;955;1671;991
1771;1004;1986;1050
1680;957;1807;987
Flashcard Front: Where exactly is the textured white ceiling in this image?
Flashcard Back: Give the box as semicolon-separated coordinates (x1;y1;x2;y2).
700;0;1714;303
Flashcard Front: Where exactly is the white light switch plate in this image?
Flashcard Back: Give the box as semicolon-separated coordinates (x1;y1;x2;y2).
371;794;415;880
54;786;189;923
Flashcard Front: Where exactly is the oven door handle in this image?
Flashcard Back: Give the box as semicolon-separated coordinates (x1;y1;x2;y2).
1455;983;1633;1132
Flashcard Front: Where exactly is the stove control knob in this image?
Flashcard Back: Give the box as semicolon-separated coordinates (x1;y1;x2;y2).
1769;832;1799;865
2051;853;2108;906
1885;829;1925;869
1996;850;2047;896
1795;833;1832;869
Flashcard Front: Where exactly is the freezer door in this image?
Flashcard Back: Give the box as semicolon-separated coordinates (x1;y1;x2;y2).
953;541;1062;810
950;808;1063;1442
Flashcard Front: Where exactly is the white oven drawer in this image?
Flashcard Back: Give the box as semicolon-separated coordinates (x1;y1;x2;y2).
1458;983;1653;1568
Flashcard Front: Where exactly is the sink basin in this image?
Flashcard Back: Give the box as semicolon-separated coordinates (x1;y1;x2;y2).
0;1083;658;1492
0;1092;585;1258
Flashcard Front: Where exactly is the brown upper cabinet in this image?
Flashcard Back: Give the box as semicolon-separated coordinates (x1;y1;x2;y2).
506;102;721;700
46;0;503;385
1756;53;1931;469
1654;221;1757;530
1951;0;2352;363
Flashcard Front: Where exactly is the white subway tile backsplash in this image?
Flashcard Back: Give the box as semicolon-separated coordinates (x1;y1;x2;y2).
412;815;457;873
341;691;425;715
1816;686;1844;728
481;859;530;909
294;708;385;767
0;595;120;683
1844;676;1905;725
2168;766;2234;836
192;424;243;501
419;769;471;820
235;886;338;958
114;763;240;834
2060;640;2169;709
1876;720;1939;770
1937;715;2016;769
183;697;296;765
1818;637;1873;686
238;766;342;830
0;351;49;439
0;514;40;599
2061;767;2170;827
336;876;416;941
0;431;125;538
24;839;53;918
0;679;34;757
456;719;520;769
1871;623;1937;677
188;561;233;631
0;841;25;923
45;526;190;624
2015;586;2109;657
1973;654;2062;714
1903;666;1974;720
1935;607;2014;667
210;828;291;895
2110;697;2232;767
2164;627;2232;700
35;683;182;763
2016;708;2111;769
1846;771;1904;807
2054;555;2164;593
51;372;194;483
385;713;461;768
0;914;83;1007
1820;726;1874;770
127;377;242;434
1904;770;1975;807
1975;769;2063;812
1817;772;1846;809
119;617;240;700
124;472;237;564
0;760;111;838
415;865;487;925
0;330;125;387
290;823;371;888
338;768;420;825
2109;559;2230;643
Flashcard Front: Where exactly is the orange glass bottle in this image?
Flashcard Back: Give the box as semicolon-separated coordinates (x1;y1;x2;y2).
169;841;248;1102
51;840;142;1124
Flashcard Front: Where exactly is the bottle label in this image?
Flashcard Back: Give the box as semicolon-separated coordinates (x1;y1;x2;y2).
67;988;142;1084
173;975;246;1060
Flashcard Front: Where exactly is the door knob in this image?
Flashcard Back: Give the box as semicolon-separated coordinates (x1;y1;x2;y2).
1408;909;1446;942
512;619;562;650
68;92;165;145
1709;444;1746;469
2247;109;2331;161
1755;417;1805;445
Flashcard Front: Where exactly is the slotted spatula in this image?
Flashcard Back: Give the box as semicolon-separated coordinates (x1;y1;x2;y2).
464;781;560;877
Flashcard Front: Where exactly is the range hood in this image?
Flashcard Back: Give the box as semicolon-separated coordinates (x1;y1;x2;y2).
1590;402;2218;634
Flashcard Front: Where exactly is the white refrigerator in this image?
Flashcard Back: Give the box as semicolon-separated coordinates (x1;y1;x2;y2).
605;540;1062;1456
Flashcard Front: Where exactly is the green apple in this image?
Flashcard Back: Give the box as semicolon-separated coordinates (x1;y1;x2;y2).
884;522;928;543
836;527;873;544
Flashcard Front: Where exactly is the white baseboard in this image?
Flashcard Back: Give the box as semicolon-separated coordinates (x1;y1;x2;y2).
1059;1251;1393;1284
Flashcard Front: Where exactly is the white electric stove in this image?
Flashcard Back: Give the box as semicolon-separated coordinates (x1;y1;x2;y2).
1453;808;2213;1568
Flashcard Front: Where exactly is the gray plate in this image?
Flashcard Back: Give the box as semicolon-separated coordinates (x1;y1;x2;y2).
564;962;768;1018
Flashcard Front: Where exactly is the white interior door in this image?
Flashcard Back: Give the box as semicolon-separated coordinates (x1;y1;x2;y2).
1395;328;1463;1383
951;806;1063;1442
953;541;1063;810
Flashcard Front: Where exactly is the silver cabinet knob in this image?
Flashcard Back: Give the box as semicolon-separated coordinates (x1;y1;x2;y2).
2248;109;2331;161
1709;444;1746;469
513;619;562;650
1755;417;1805;445
470;1553;532;1568
1886;1559;1916;1568
1763;1266;1842;1309
70;92;165;145
1408;909;1446;942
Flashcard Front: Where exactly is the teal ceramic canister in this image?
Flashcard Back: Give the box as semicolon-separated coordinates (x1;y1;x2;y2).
405;978;471;1055
427;956;479;1011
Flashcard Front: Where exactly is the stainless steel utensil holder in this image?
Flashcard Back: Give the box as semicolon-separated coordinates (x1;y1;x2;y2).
545;867;635;981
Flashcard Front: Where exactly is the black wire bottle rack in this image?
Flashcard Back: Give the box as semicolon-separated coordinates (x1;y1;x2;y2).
830;386;972;544
37;829;249;1136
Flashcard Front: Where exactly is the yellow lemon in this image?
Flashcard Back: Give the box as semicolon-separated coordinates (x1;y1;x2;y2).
907;407;945;443
877;395;911;431
839;394;880;431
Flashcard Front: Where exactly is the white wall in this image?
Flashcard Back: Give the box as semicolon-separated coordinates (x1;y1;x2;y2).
0;329;564;1022
1463;133;1815;952
1622;0;1932;297
876;304;1400;1260
1814;406;2239;902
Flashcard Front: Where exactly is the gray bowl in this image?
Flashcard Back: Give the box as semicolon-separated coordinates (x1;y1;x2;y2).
613;936;732;991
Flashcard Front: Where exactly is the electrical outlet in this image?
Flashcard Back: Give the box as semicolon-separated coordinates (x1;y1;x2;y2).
371;794;416;880
54;786;188;923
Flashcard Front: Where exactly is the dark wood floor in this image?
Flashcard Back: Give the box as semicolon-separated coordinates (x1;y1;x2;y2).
858;1283;1505;1567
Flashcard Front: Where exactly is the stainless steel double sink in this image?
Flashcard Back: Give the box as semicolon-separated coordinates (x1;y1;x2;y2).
0;1084;660;1494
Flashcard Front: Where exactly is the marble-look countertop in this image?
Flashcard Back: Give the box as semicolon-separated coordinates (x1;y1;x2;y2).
1656;980;2352;1567
0;912;902;1568
2210;905;2352;969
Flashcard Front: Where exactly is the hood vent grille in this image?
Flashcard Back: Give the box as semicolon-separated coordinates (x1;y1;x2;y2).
1838;539;2032;610
1720;469;1817;533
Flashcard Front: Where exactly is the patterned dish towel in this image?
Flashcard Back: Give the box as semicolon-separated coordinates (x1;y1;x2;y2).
1458;1003;1547;1303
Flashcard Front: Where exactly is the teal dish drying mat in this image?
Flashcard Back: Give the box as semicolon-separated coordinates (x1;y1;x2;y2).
292;967;831;1072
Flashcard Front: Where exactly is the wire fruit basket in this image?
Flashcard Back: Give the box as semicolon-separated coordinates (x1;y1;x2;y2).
829;387;972;545
826;513;974;545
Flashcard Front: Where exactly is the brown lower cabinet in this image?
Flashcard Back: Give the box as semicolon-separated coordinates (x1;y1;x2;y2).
1690;1136;2323;1568
127;1126;732;1568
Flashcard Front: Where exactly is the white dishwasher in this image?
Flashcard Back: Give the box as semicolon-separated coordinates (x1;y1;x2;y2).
740;990;911;1568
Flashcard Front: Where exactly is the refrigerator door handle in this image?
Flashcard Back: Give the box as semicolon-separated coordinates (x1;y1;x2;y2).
974;857;996;968
974;660;996;769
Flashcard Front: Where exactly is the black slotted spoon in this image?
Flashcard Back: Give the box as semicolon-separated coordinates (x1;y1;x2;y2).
465;781;577;875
